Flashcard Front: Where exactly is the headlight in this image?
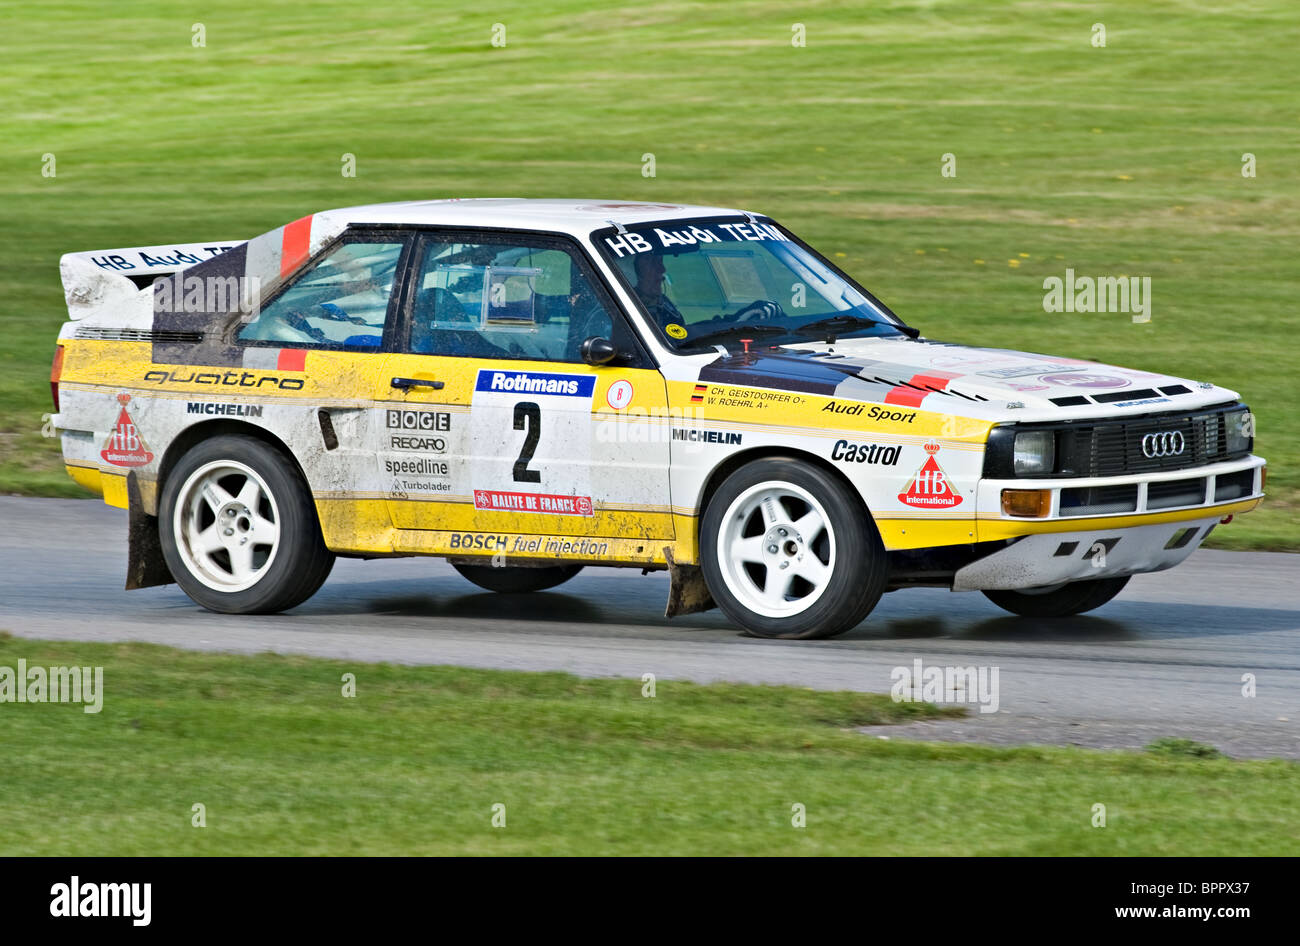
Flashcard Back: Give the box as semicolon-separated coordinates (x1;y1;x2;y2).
1226;409;1253;453
1013;430;1055;475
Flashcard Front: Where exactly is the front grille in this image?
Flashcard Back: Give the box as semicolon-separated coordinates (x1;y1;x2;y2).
1054;405;1244;476
984;402;1251;479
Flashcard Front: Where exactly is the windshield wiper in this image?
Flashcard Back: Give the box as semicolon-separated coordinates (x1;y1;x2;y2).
792;314;918;341
679;324;787;349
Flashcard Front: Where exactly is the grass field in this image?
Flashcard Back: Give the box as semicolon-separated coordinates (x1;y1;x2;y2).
2;636;1297;855
2;1;1297;547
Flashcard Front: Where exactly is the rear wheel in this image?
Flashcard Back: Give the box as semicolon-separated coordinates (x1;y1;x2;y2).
453;563;583;594
159;435;334;614
700;458;887;639
982;576;1130;618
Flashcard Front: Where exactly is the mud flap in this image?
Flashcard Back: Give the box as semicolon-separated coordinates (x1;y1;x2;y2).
663;547;715;618
126;472;172;590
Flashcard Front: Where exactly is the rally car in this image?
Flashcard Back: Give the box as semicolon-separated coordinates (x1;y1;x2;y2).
49;199;1265;638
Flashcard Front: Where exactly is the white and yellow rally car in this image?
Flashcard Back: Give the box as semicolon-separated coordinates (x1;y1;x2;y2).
50;199;1265;638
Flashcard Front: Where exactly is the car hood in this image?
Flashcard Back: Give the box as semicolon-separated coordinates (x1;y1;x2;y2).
690;336;1241;421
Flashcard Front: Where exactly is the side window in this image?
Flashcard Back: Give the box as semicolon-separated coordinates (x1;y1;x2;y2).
238;239;406;349
407;237;615;363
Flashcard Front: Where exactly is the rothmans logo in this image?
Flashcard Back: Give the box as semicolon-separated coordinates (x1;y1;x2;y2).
475;370;596;398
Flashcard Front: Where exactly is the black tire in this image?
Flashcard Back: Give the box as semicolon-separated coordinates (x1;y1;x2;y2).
453;563;583;593
699;457;887;639
159;434;334;614
982;576;1130;618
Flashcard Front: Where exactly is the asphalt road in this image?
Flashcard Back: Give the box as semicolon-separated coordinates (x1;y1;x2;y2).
2;496;1298;758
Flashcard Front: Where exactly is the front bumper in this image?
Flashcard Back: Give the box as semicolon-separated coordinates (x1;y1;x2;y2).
952;515;1225;591
953;454;1266;591
974;455;1264;542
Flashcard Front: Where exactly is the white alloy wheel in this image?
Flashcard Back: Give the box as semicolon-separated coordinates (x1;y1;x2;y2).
173;459;281;593
715;480;836;619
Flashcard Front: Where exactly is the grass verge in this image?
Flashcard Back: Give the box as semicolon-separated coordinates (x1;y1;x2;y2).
1;636;1296;855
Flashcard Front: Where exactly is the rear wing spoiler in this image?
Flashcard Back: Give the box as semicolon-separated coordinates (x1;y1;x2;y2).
57;213;338;325
61;241;243;288
59;241;242;321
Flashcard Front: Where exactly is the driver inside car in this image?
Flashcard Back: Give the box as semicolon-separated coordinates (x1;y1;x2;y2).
631;252;687;331
630;250;787;342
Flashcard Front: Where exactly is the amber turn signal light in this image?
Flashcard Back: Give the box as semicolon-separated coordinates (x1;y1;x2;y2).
1001;488;1051;518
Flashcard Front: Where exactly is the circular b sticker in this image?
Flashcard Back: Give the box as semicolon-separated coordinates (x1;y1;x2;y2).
606;379;634;410
665;323;688;339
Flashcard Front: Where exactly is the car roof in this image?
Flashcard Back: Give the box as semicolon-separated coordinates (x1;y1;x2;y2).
314;198;751;237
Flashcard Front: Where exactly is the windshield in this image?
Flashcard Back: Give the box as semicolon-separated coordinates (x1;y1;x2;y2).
594;216;906;350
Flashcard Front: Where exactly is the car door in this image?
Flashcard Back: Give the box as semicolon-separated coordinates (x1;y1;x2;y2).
382;229;674;560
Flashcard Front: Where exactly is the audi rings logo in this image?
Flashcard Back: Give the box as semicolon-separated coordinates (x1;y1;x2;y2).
1142;430;1186;458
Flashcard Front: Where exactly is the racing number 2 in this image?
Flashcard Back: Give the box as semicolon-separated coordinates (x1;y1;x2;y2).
512;402;541;483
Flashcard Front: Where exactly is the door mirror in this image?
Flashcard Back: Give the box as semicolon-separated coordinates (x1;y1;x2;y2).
580;336;618;366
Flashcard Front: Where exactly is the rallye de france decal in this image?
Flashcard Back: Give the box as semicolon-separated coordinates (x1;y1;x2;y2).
100;394;154;467
898;441;962;508
473;489;594;517
470;368;596;517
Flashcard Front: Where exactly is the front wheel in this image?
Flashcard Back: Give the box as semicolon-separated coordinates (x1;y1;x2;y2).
453;563;583;594
700;458;887;639
982;576;1130;618
159;435;334;614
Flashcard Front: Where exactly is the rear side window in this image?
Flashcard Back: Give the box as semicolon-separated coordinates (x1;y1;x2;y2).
238;238;407;349
406;236;618;363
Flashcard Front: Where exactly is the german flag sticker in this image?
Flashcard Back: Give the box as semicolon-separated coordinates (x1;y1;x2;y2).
691;384;708;403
